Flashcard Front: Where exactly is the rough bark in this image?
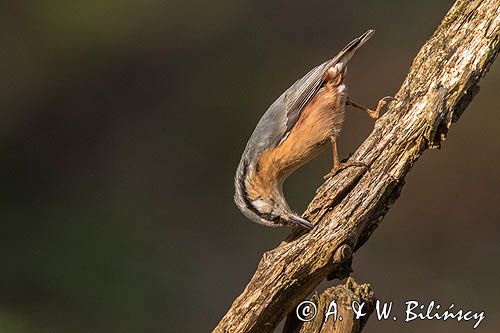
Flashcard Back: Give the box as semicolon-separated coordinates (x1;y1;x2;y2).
214;1;499;332
282;278;375;333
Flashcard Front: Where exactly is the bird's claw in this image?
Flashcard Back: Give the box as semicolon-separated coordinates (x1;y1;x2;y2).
323;161;368;179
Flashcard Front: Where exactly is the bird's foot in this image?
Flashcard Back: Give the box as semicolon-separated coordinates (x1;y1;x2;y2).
347;96;397;120
368;96;397;120
323;161;368;179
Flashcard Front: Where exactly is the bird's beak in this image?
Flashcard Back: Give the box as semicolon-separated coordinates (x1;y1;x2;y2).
290;216;315;230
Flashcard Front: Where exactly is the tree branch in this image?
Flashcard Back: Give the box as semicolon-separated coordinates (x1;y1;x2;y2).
214;1;499;332
282;278;375;333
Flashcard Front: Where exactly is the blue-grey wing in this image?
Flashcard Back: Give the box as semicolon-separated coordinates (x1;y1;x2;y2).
281;30;375;142
240;61;330;166
282;60;332;135
243;30;375;163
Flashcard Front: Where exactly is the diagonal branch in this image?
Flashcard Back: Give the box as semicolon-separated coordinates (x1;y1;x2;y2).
214;1;499;332
282;278;376;333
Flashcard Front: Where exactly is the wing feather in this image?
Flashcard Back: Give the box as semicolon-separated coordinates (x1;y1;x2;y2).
283;60;331;132
281;30;375;139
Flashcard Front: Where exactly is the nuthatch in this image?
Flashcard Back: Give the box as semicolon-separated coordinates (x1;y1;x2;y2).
234;30;393;230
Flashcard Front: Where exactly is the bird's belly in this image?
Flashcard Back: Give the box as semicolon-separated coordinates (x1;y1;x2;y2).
256;85;347;184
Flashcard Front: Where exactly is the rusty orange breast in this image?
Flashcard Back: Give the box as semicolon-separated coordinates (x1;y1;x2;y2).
246;82;347;201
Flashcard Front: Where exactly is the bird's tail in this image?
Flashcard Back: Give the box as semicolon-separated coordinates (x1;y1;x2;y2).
330;29;375;72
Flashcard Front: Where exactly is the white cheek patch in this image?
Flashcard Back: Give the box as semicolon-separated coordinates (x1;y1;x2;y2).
252;199;273;214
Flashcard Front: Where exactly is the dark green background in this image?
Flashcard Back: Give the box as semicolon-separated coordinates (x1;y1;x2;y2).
1;1;499;332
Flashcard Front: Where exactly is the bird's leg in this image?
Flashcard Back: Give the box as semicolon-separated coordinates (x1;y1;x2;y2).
322;96;396;180
347;96;395;120
332;139;340;170
324;139;368;180
324;139;339;179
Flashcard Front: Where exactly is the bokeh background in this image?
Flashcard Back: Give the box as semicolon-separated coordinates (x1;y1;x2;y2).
1;0;499;332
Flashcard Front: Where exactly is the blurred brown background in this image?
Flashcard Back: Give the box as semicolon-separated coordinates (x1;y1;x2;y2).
1;0;499;332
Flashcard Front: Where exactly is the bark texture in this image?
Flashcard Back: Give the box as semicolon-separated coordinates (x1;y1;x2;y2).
282;278;375;333
214;1;499;332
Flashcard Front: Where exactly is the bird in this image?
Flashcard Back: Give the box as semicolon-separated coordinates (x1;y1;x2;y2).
234;30;394;230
